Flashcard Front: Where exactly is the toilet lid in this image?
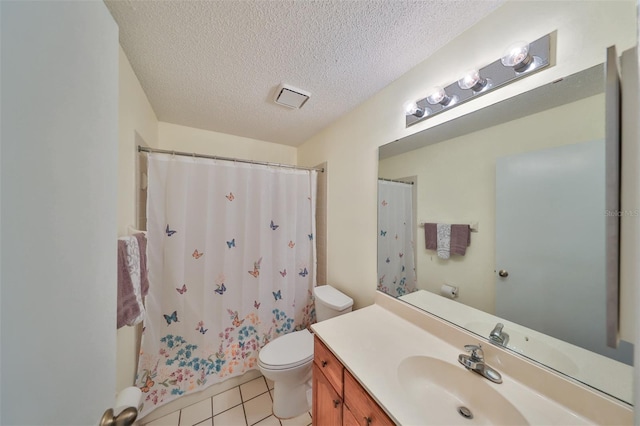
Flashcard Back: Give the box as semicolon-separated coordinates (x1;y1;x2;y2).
313;285;353;311
258;329;314;370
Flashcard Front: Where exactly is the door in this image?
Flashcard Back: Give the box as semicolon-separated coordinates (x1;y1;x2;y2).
495;140;610;356
1;1;119;423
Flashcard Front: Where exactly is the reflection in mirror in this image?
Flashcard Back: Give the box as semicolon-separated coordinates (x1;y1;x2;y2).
377;178;417;297
378;64;633;404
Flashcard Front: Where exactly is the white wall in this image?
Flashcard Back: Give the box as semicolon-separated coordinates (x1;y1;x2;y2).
1;1;119;424
297;0;637;310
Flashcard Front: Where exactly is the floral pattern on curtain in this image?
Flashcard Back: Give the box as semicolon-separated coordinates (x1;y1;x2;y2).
136;154;317;417
377;179;417;297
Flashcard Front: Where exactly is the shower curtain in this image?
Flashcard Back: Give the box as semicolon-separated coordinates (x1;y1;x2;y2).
136;153;317;417
377;180;416;297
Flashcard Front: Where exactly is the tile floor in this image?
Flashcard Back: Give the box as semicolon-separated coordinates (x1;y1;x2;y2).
143;376;312;426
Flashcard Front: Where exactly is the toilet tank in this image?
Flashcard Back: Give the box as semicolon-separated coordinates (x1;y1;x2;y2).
313;285;353;322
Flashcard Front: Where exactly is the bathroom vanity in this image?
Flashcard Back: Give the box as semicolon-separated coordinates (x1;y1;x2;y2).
311;292;633;425
313;336;393;425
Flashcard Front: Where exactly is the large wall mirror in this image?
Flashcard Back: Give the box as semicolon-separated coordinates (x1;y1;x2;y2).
377;55;635;404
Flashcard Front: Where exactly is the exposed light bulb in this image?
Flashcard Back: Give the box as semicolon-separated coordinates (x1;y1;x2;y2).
403;101;427;118
426;88;457;107
501;42;542;73
457;70;491;93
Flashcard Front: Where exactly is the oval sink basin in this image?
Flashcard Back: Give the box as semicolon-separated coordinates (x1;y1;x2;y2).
397;356;529;425
465;321;579;376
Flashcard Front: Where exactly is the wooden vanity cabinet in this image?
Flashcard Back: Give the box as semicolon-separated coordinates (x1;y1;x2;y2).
343;370;394;426
313;336;395;426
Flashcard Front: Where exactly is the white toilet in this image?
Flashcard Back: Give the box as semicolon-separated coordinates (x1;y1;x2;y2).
258;285;353;419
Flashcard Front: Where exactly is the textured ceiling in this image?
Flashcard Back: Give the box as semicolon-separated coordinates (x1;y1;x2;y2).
105;0;504;147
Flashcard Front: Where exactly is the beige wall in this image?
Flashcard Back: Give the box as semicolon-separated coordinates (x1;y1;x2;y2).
116;46;159;393
297;1;637;312
379;94;604;313
118;47;159;236
158;121;297;163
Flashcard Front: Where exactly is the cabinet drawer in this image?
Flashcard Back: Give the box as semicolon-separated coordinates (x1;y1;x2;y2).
314;336;344;395
344;370;395;426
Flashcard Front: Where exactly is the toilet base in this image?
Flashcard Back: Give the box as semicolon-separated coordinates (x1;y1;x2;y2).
271;378;312;419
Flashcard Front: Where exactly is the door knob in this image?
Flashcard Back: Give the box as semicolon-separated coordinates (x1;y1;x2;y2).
498;269;509;278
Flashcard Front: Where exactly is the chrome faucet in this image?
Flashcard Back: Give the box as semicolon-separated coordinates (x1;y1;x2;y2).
489;322;509;346
458;344;502;384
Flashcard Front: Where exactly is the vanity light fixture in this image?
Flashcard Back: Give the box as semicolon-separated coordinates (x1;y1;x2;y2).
405;33;552;127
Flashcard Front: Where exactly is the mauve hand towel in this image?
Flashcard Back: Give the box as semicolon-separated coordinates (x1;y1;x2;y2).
450;224;471;256
424;223;437;250
133;233;149;298
117;240;141;329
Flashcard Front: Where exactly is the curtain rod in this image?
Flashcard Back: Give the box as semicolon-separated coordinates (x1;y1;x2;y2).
138;146;324;173
378;177;414;185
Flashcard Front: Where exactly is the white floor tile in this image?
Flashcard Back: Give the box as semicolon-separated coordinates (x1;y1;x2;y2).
243;393;273;425
240;377;269;402
253;415;281;426
213;404;247;426
264;378;274;390
142;376;276;426
213;387;243;416
280;412;311;426
180;398;212;426
145;410;180;426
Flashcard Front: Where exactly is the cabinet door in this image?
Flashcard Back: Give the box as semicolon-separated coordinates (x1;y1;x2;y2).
313;363;342;425
343;406;361;426
344;370;395;426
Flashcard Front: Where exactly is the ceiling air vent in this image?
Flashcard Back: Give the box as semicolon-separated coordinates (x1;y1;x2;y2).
274;84;311;109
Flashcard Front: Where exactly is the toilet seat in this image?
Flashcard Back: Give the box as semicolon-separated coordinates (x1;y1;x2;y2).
258;329;314;370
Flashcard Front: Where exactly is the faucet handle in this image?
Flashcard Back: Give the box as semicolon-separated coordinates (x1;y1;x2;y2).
464;344;484;361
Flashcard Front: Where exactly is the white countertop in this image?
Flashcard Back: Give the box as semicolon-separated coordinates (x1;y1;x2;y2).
312;303;602;425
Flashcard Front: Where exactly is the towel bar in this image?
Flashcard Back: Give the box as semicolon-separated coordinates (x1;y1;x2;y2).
419;221;479;232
